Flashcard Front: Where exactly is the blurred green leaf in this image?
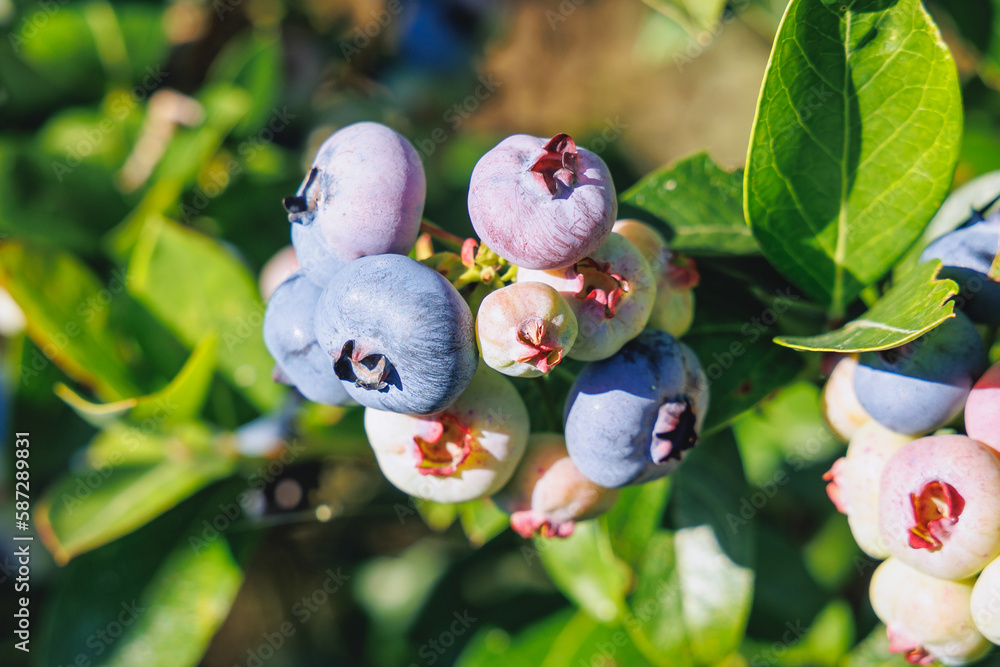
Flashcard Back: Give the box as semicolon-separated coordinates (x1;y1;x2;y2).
107;84;252;259
745;0;962;316
38;429;236;563
621;152;759;256
775;262;958;352
667;429;755;663
742;600;855;667
457;607;651;667
605;477;671;569
535;520;630;623
644;0;729;33
628;532;691;665
41;483;250;667
56;333;218;427
457;498;509;547
732;381;839;486
0;241;139;400
127;216;282;412
207;29;283;136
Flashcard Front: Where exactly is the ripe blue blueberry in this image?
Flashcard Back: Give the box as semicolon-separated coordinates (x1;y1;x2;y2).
563;330;709;488
920;208;1000;325
468;133;617;270
853;312;987;436
314;254;478;415
263;271;352;406
284;122;426;286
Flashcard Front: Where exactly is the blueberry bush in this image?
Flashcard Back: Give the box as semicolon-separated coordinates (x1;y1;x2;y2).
3;0;1000;665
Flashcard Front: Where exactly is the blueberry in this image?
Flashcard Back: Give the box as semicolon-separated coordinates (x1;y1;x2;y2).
823;421;913;559
263;271;352;406
468;133;617;270
612;219;699;338
363;365;529;503
971;556;1000;645
285;122;426;286
966;361;1000;452
879;435;1000;581
821;355;872;443
314;254;478;415
494;433;618;538
563;330;709;488
920;209;1000;325
517;233;656;361
870;558;990;666
854;312;986;436
476;282;578;378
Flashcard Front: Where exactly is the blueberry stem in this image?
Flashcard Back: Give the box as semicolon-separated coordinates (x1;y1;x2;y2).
419;220;466;253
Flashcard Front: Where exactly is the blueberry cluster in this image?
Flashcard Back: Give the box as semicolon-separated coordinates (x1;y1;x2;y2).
820;207;1000;665
263;123;705;539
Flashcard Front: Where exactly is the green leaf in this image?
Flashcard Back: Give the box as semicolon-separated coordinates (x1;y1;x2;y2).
621;152;759;256
37;431;236;563
127;216;282;412
534;520;631;623
745;0;963;316
667;429;755;663
55;333;218;427
0;242;139;400
742;600;855;667
775;261;958;352
457;498;509;547
41;484;250;667
605;478;671;568
457;609;649;667
628;532;691;665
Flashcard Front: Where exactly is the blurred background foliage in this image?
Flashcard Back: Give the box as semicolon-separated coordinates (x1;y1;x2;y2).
1;0;999;665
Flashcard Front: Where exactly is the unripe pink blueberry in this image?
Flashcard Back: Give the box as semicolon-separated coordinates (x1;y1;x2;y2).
494;433;619;538
966;361;1000;452
612;219;699;338
879;435;1000;580
468;133;617;270
476;282;578;378
822;355;873;443
971;555;1000;644
823;421;914;559
363;365;529;503
870;558;990;666
517;233;656;361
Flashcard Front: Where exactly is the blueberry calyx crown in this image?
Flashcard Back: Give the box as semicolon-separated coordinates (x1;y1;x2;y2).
908;480;964;551
334;340;393;391
283;167;321;223
413;414;474;477
515;317;564;373
650;398;698;464
568;258;630;319
530;133;579;195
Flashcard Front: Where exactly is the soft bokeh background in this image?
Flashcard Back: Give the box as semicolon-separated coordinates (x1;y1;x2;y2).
1;0;999;665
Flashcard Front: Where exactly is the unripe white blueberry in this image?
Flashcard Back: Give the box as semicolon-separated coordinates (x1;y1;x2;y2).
971;555;1000;644
824;421;914;559
870;558;990;666
476;282;578;378
822;355;873;443
363;365;529;503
